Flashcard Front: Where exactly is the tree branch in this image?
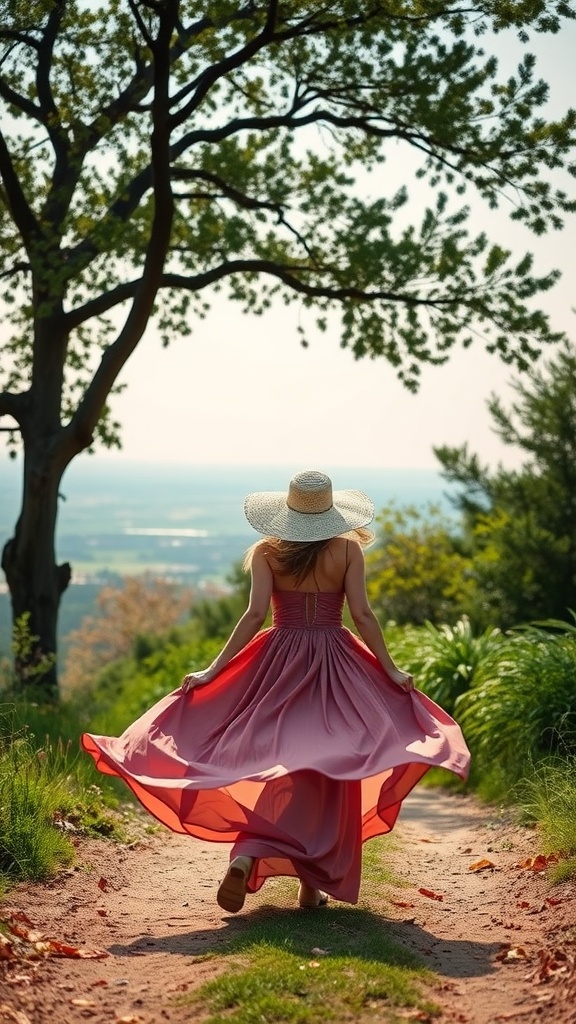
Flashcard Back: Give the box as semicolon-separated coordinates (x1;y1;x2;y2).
64;106;401;274
0;259;30;280
66;0;178;452
0;129;39;246
36;3;63;129
0;77;41;121
65;256;474;332
171;166;284;214
0;390;28;426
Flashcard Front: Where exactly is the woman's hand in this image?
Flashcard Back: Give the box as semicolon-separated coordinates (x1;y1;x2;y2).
181;667;217;693
388;668;415;692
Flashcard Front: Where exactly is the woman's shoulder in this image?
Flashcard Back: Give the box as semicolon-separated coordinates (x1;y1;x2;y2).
326;536;362;555
252;538;280;563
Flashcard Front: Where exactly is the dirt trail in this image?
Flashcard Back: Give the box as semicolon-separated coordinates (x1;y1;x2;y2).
1;788;574;1024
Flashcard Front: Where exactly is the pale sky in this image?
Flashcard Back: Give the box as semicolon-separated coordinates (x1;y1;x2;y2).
2;20;575;473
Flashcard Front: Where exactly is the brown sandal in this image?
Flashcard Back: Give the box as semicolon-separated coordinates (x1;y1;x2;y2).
217;856;253;913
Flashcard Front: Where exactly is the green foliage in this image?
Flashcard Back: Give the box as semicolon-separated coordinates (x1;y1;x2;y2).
455;623;576;785
83;631;222;736
436;341;576;627
0;708;75;881
518;756;576;877
396;616;504;714
366;503;474;626
3;613;56;698
0;1;574;421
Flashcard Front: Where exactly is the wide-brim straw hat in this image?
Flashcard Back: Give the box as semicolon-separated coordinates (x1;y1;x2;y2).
244;470;374;542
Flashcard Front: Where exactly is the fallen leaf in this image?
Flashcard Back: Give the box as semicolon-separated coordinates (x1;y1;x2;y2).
418;887;444;901
96;909;108;917
70;998;97;1007
308;961;321;968
0;1003;34;1024
495;945;531;963
0;935;16;960
515;853;559;872
525;947;570;983
517;901;531;909
468;858;496;872
97;877;109;891
460;847;473;854
390;900;416;908
545;897;566;907
6;912;34;927
493;1013;532;1021
2;913;108;960
115;1018;142;1024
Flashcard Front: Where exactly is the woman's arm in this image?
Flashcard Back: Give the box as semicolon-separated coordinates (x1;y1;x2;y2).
182;545;273;691
344;541;415;691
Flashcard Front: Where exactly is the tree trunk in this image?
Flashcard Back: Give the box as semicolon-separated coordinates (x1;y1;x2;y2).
1;447;71;701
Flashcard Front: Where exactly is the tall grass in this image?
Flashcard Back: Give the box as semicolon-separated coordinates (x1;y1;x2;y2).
0;700;133;888
455;624;576;782
518;755;576;879
0;709;75;880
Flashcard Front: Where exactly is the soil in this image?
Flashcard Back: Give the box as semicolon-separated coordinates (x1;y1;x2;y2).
1;788;574;1024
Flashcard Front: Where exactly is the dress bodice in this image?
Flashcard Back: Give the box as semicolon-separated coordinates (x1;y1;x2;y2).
271;590;345;629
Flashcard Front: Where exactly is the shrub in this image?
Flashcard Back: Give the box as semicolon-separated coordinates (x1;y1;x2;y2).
392;616;504;713
455;624;576;783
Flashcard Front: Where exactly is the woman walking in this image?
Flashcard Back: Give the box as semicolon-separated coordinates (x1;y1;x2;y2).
82;470;470;913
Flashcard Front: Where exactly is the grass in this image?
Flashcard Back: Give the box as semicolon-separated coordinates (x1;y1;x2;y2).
518;755;576;881
175;836;437;1024
0;703;128;889
176;906;436;1024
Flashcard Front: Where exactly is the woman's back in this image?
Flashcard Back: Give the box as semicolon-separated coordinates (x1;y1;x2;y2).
261;537;349;594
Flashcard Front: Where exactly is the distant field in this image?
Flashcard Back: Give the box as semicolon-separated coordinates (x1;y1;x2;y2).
0;458;455;663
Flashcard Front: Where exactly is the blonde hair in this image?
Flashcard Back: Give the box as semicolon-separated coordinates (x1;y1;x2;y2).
243;529;375;582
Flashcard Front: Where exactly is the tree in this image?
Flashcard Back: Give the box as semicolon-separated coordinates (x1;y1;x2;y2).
435;341;576;627
61;574;193;693
0;1;575;696
365;503;474;625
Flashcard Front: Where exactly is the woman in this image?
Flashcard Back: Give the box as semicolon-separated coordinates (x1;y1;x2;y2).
82;470;470;914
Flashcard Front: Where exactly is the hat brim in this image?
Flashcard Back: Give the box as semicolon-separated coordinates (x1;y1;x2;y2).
244;488;374;542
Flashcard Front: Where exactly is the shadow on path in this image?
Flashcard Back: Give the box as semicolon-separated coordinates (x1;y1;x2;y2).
108;902;502;980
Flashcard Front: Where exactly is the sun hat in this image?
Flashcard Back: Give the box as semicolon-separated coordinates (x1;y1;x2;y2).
243;470;374;542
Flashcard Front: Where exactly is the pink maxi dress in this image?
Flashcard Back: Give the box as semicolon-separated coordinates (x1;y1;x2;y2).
82;590;471;904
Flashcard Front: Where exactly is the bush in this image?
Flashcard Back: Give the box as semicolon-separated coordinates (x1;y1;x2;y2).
388;616;503;714
455;623;576;784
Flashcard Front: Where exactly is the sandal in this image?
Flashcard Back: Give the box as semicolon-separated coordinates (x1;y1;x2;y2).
298;882;329;909
217;856;253;913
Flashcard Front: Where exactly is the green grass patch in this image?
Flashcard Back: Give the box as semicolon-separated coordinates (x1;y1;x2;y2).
518;755;576;880
0;704;128;889
177;904;437;1024
358;835;404;899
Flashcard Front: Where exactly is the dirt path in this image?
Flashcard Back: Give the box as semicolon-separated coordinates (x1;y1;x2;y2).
1;789;575;1024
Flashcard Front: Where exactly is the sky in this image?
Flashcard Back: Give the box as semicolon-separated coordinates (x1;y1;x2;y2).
1;16;576;474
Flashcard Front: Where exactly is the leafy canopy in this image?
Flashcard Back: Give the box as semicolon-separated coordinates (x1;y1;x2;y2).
1;0;575;449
